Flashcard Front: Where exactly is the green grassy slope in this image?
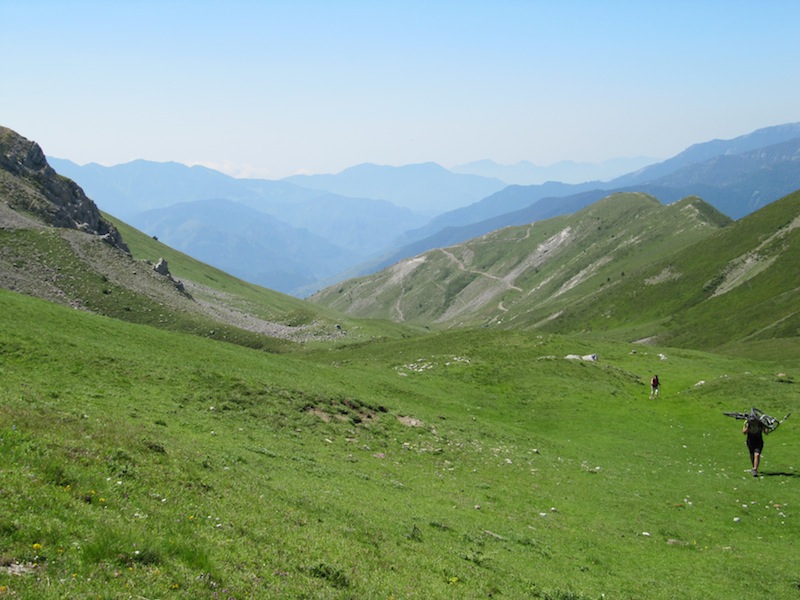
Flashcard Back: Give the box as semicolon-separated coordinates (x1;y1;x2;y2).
2;289;798;599
107;212;423;345
311;190;800;355
105;213;316;322
1;205;417;352
309;193;731;331
111;214;424;350
541;190;800;353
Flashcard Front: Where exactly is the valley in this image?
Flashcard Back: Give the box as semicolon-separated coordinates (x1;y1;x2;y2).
1;124;799;598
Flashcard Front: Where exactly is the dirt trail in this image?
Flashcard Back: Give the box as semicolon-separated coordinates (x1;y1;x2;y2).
438;248;523;292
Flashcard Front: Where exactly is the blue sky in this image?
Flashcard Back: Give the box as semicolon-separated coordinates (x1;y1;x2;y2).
2;0;799;178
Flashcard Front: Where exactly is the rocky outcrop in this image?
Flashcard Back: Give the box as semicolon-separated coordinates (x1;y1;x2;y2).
0;126;129;252
153;257;185;293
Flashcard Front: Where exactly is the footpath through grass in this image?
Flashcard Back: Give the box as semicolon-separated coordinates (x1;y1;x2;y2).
1;289;798;598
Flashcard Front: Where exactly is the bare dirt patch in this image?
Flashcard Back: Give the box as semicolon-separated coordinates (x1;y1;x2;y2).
644;267;681;286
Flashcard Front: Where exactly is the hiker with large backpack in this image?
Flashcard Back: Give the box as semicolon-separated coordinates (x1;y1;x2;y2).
724;408;790;478
742;416;766;477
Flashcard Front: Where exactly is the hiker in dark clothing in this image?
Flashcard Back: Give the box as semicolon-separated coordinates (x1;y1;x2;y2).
743;417;765;477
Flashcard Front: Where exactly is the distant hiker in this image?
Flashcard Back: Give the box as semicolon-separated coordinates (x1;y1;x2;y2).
742;416;765;477
649;374;660;399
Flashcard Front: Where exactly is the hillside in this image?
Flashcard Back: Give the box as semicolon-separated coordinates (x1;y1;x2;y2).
541;189;800;352
311;188;800;354
2;289;799;598
309;193;732;332
0;127;408;350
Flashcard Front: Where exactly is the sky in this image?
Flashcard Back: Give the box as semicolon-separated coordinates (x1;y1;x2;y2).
2;0;799;179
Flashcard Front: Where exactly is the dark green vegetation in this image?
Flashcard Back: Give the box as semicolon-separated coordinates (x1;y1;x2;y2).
2;289;799;599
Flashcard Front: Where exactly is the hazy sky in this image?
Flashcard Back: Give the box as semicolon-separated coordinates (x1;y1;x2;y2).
2;1;799;179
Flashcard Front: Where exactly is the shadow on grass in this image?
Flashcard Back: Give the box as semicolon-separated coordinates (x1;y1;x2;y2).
761;471;798;478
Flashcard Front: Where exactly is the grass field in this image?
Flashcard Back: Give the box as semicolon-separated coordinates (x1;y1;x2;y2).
1;288;798;599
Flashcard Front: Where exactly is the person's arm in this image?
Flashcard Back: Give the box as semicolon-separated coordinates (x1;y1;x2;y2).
742;421;749;434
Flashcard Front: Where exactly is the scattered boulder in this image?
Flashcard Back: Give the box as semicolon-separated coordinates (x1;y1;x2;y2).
152;257;185;293
565;353;598;362
154;257;171;276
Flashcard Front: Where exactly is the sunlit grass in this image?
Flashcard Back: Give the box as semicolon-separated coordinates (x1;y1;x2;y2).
1;289;799;598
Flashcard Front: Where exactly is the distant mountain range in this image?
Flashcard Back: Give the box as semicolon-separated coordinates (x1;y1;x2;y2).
47;159;434;295
4;122;800;353
451;156;658;185
47;122;800;297
283;162;507;214
362;124;800;276
132;198;360;293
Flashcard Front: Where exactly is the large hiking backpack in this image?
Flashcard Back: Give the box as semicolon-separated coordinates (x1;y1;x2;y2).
723;407;790;434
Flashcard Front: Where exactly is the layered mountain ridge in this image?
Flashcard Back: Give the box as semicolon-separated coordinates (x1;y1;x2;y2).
46;122;800;296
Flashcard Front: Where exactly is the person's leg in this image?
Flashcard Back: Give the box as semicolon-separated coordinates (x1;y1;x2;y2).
753;450;761;475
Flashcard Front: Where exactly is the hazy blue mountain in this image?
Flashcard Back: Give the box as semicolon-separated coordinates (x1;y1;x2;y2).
129;198;357;294
283;162;507;214
46;158;425;275
46;158;284;220
345;129;800;279
632;137;800;218
451;156;657;185
404;123;800;244
269;193;426;257
390;181;602;249
611;121;800;186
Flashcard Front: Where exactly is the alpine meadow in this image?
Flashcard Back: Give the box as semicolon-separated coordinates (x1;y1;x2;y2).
1;124;799;600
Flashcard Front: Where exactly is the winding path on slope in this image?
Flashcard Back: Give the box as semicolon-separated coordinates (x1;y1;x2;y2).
437;248;523;292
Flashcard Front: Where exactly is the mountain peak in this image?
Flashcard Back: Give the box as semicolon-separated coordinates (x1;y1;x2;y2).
0;126;128;251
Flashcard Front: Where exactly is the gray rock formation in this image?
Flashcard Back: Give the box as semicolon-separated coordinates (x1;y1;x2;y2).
0;126;129;252
153;257;185;293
